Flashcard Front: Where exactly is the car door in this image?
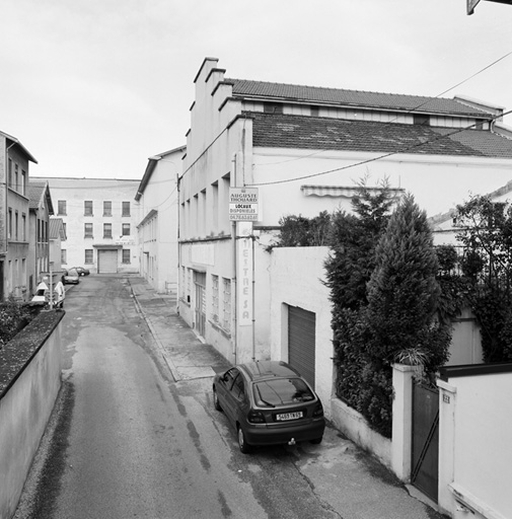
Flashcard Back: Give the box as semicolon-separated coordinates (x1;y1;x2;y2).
217;368;238;423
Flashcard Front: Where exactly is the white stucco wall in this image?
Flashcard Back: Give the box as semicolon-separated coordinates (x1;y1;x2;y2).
137;149;183;294
253;148;512;220
269;246;334;416
438;369;512;519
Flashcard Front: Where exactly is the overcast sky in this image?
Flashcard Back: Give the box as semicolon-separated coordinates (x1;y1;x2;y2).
1;0;511;181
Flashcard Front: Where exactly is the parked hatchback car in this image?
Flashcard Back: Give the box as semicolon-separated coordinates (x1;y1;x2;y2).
72;266;90;276
213;360;325;453
62;268;80;285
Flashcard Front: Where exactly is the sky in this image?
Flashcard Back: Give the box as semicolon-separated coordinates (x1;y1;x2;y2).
1;0;512;181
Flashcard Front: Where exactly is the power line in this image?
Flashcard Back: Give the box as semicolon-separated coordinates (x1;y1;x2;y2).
254;50;512;168
246;108;512;187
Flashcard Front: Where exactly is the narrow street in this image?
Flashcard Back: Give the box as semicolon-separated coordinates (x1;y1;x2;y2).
14;275;445;519
14;276;340;519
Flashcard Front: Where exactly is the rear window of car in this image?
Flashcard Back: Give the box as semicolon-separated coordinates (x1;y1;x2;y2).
253;377;315;407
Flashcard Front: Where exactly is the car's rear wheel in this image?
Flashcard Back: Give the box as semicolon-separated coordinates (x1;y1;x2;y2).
237;426;251;454
213;388;222;411
310;436;323;445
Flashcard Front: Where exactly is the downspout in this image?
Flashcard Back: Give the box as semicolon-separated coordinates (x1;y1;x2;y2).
176;171;181;316
232;157;237;364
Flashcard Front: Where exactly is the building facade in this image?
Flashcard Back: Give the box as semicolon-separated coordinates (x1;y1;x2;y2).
0;131;38;301
28;181;54;295
33;177;140;274
136;146;185;296
178;57;512;372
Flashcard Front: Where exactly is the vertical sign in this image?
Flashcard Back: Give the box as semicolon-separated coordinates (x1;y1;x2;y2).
237;224;253;326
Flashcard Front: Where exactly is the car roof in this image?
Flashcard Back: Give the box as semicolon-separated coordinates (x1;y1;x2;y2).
238;361;300;382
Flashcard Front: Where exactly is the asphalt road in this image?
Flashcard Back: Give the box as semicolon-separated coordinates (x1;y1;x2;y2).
14;276;341;519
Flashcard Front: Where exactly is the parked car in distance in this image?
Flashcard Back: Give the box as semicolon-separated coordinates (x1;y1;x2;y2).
72;266;90;276
62;268;80;285
213;360;325;453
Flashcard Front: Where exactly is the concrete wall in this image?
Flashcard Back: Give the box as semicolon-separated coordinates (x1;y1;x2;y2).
269;246;334;412
438;365;512;519
0;310;64;519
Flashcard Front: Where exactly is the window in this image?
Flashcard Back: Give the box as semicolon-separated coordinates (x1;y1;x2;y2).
103;201;112;216
84;223;93;238
15;212;18;240
212;275;219;323
61;249;67;265
58;200;67;215
230;374;245;401
84;200;93;216
85;249;93;264
413;114;430;126
222;278;231;332
310;106;319;117
264;102;283;114
8;209;12;239
21;170;26;196
8;159;12;187
21;214;26;241
122;249;130;264
103;223;112;238
122;201;130;217
14;164;19;192
121;223;130;236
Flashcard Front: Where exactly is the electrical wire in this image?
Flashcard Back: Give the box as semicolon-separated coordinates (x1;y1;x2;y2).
253;50;512;168
246;108;512;187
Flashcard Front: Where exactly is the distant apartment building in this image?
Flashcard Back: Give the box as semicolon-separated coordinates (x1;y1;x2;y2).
0;130;38;300
33;177;140;274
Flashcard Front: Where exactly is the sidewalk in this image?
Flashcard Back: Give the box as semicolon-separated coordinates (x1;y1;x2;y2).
128;276;230;382
128;276;448;519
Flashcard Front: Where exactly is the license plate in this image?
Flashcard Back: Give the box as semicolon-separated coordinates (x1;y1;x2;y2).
276;411;303;421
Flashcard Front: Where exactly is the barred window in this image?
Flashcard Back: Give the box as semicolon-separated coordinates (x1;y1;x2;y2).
122;249;130;264
58;200;67;215
85;249;93;264
212;275;219;323
222;278;231;332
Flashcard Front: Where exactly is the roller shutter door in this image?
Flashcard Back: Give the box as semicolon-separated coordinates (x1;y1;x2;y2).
98;249;118;274
288;306;316;388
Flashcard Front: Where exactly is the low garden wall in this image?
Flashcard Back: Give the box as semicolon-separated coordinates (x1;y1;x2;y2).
0;309;64;519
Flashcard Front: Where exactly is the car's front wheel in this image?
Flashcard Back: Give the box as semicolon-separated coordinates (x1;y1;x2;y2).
237;426;251;454
213;388;222;411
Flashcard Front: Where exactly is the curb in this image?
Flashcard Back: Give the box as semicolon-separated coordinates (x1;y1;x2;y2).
127;279;182;383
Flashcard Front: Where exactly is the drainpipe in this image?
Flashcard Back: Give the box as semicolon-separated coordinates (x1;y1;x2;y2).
231;157;237;364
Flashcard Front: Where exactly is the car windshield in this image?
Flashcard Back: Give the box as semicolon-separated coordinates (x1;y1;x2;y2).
253;377;315;407
67;269;78;276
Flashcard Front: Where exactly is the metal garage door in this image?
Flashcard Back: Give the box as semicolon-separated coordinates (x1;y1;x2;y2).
288;306;316;388
98;249;118;274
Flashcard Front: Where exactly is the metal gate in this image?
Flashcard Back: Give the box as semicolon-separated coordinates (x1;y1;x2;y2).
288;306;316;388
411;381;439;502
194;271;206;338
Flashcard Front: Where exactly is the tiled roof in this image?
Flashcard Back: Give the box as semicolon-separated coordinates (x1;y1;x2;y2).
49;218;66;240
229;79;491;118
250;113;512;159
28;181;47;209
